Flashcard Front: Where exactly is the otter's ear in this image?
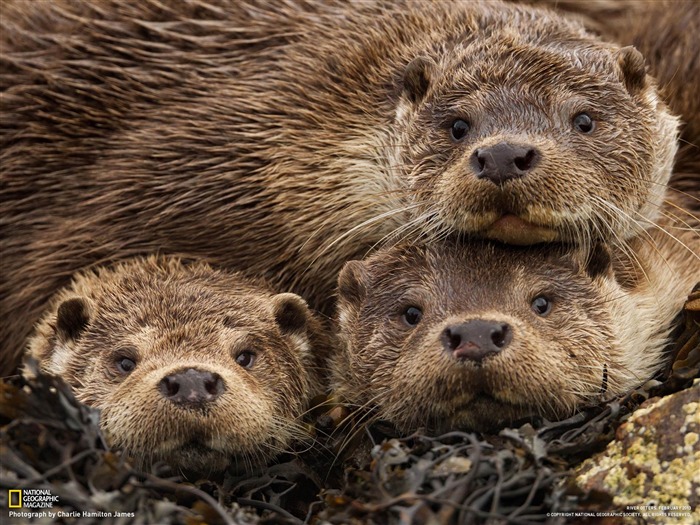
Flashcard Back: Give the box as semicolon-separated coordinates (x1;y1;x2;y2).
402;56;435;104
272;293;311;334
56;297;92;342
337;260;369;305
584;243;613;280
617;46;647;93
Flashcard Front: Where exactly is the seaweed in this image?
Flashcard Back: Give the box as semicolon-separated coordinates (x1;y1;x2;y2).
2;285;698;524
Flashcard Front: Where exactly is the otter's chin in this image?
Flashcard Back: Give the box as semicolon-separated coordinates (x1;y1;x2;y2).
160;442;232;474
483;214;559;245
446;396;535;433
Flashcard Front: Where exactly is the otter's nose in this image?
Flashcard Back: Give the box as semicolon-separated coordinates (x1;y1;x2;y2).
471;142;539;185
441;320;512;362
158;368;225;408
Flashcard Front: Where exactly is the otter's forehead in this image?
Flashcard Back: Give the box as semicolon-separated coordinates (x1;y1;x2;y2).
363;243;590;312
441;38;626;107
96;274;274;332
428;5;629;106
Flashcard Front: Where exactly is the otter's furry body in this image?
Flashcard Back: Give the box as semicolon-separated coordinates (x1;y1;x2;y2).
1;0;679;375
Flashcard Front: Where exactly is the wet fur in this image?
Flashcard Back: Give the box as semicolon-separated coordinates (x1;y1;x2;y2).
523;0;699;215
26;255;327;473
332;220;698;434
1;0;681;375
332;0;700;434
597;0;700;219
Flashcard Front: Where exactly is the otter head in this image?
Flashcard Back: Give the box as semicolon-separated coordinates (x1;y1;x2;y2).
394;6;678;246
27;257;318;474
332;241;659;434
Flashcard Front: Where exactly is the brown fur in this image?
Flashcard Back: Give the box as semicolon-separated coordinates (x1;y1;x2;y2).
521;0;699;214
26;256;326;473
1;0;679;375
597;0;700;218
331;219;698;434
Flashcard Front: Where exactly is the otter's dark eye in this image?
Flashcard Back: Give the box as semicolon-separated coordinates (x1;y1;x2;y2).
573;113;595;133
116;357;136;374
531;296;552;316
236;351;256;369
401;306;423;327
450;119;470;141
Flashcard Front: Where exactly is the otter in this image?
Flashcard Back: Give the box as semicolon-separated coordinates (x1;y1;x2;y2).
521;0;699;214
331;225;699;433
1;0;679;375
26;256;326;473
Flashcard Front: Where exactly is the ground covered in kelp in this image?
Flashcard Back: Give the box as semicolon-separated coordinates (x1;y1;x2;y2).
1;286;698;525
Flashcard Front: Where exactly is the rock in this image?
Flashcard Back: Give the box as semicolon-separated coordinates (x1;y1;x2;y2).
575;381;699;525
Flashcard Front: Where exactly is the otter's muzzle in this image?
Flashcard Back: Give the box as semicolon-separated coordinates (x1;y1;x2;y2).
441;320;512;362
158;368;225;408
471;142;540;185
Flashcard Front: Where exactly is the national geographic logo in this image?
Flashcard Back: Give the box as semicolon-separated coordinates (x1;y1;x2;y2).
6;490;135;520
8;490;21;508
6;489;59;509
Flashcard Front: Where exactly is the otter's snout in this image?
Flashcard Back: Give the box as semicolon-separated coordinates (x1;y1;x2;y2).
471;142;539;185
158;368;225;408
441;320;512;362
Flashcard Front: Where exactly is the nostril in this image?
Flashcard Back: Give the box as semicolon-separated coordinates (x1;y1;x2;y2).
448;331;461;351
160;376;180;398
204;373;224;396
514;149;538;172
441;327;462;351
471;149;486;173
490;323;511;348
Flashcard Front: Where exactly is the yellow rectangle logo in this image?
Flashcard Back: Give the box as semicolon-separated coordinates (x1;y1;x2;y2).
8;490;22;508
